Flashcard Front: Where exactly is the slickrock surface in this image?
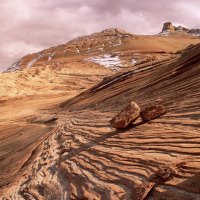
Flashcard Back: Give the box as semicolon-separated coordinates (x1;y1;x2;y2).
58;43;200;199
110;101;141;129
1;28;200;199
1;42;200;199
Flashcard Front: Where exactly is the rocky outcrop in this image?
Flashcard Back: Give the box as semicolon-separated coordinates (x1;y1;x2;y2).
53;43;200;199
110;101;141;129
100;28;133;36
162;22;175;33
160;22;200;36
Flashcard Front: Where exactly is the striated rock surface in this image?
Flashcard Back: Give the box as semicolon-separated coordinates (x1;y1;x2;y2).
1;29;200;200
140;105;166;122
49;43;200;200
110;101;141;129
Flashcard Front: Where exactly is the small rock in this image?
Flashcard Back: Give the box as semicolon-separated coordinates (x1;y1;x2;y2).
141;105;166;122
110;101;141;129
154;166;176;182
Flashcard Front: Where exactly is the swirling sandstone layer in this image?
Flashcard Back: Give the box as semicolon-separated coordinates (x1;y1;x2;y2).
1;43;200;200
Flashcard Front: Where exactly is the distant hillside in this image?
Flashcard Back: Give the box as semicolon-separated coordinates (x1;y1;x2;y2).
5;25;200;73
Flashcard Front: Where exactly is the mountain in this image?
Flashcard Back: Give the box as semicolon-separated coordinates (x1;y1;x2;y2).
2;26;199;98
5;26;200;73
1;24;200;199
160;22;200;36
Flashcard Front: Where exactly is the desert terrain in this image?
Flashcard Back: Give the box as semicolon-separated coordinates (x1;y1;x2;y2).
0;25;200;199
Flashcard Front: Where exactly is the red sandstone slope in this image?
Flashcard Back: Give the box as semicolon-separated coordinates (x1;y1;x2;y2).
61;43;200;112
1;24;200;199
1;43;200;199
56;43;200;199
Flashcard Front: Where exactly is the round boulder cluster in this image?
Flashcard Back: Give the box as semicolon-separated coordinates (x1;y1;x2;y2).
110;101;166;129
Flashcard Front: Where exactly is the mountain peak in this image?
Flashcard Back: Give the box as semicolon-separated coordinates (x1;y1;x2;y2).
162;22;175;32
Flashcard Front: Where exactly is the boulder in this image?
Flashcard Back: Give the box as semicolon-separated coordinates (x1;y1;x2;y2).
141;105;166;122
110;101;141;129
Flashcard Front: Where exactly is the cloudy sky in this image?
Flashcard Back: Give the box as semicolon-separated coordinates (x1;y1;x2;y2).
0;0;200;71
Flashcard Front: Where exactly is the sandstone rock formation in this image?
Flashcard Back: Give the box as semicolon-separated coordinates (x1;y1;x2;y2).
160;22;200;36
55;43;200;200
101;28;133;36
110;101;141;129
1;28;200;200
162;22;175;32
140;105;166;122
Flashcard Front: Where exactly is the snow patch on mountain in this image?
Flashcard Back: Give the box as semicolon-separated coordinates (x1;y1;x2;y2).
158;30;170;36
76;48;80;53
85;54;123;70
27;54;43;68
48;52;55;61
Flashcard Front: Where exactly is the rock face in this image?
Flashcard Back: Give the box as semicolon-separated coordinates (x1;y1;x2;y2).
162;22;175;32
110;101;141;129
140;105;166;122
160;22;200;36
